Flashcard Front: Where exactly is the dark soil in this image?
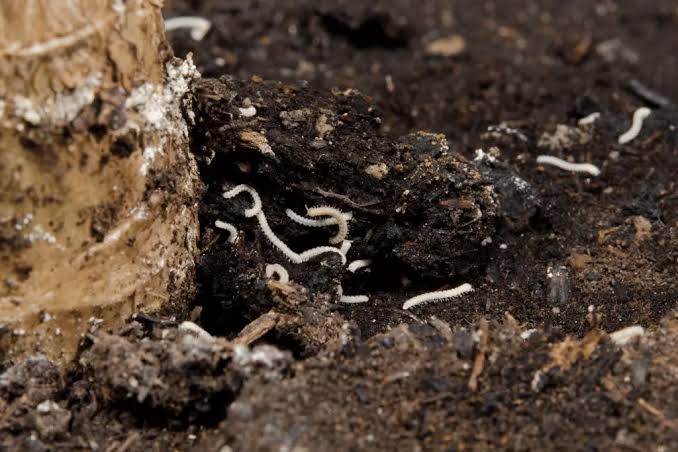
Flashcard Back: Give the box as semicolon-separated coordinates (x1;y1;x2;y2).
2;0;678;450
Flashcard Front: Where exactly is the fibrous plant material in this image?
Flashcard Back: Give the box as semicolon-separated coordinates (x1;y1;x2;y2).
536;155;601;176
307;206;350;244
164;16;211;41
214;220;238;243
265;264;290;283
618;107;651;144
402;283;474;310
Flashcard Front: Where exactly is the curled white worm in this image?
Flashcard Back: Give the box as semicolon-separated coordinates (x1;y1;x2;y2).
285;208;353;227
402;283;474;310
348;259;372;273
164;16;211;41
536;155;601;176
618;107;651;144
307;206;350;245
255;211;346;264
609;325;644;346
265;264;290;283
223;185;262;217
214;220;238;243
578;112;601;126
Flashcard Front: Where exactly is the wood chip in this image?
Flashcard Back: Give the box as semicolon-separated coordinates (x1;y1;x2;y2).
234;311;279;346
239;130;275;156
630;215;652;240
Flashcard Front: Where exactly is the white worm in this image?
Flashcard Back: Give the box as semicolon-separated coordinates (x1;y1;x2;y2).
618;107;651;144
337;285;369;304
265;264;289;283
214;220;238;243
223;184;262;217
164;16;211;41
297;246;348;265
285;208;353;227
178;321;213;340
340;240;353;255
222;186;347;264
402;283;474;310
609;325;644;346
254;211;299;261
307;206;349;244
255;211;346;264
348;259;372;273
578;112;601;126
536;155;601;176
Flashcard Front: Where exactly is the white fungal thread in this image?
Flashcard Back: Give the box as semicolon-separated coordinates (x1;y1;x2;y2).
255;211;347;265
164;16;211;41
348;259;372;273
285;208;353;227
223;185;262;217
265;264;290;283
578;112;601;126
618;107;651;144
214;220;238;243
609;325;645;346
536;155;601;176
337;285;369;304
307;206;349;244
402;283;474;310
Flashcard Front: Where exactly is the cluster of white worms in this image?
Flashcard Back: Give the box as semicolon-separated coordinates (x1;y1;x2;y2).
218;185;369;302
217;185;479;310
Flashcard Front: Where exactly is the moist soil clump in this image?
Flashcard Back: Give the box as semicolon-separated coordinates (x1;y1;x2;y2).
2;0;678;450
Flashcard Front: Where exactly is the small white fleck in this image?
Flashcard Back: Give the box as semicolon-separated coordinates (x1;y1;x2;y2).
520;329;538;340
578;112;601;126
239;106;257;117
